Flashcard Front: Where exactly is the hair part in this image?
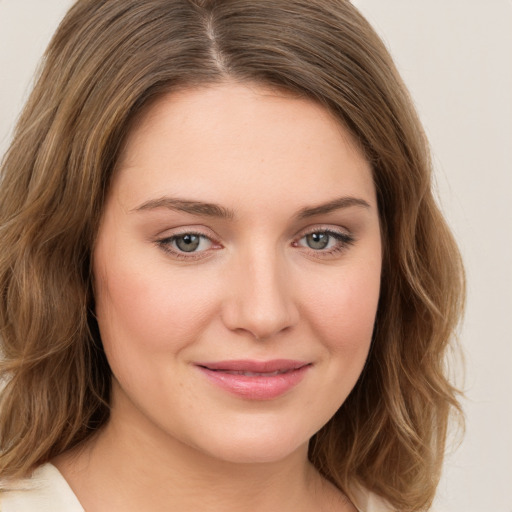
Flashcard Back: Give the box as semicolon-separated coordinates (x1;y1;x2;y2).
0;1;464;510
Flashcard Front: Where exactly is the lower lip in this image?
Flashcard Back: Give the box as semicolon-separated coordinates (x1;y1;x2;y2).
197;365;310;400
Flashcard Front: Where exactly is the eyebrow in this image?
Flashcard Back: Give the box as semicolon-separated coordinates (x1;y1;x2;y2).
132;195;370;220
132;197;235;219
296;196;371;219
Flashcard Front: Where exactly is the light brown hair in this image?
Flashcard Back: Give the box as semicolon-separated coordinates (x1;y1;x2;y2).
0;1;465;509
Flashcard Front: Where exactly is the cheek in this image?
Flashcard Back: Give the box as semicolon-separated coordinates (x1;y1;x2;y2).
94;254;220;358
289;259;381;435
302;261;381;357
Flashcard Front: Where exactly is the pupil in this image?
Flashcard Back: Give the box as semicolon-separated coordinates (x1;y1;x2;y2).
306;232;329;250
176;234;200;252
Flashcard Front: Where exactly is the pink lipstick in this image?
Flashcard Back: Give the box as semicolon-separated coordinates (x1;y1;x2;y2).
196;359;311;400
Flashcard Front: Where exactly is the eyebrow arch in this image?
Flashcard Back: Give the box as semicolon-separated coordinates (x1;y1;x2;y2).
132;197;235;220
296;196;371;219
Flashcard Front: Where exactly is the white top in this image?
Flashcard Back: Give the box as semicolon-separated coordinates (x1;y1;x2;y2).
0;464;83;511
0;463;393;511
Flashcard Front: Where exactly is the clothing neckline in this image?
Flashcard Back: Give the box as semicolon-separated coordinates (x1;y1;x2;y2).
0;463;84;511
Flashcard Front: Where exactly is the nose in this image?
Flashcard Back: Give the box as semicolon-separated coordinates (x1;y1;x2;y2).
221;247;299;340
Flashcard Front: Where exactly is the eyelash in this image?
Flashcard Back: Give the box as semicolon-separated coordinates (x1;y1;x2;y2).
155;228;355;261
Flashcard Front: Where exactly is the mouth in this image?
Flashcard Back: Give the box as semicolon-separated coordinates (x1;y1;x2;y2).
197;359;309;372
195;360;312;400
207;369;296;377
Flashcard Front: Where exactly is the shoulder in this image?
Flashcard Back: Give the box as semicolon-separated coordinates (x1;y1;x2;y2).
0;463;83;512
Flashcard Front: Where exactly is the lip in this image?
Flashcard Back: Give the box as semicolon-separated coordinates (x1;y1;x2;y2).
195;359;311;400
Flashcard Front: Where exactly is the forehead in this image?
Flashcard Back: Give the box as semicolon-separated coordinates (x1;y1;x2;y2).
113;82;376;211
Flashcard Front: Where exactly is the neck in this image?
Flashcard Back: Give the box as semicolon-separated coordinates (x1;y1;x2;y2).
54;415;343;512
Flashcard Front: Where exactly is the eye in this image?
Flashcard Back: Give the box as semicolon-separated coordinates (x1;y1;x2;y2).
157;232;215;257
295;229;355;254
303;232;331;250
173;233;207;252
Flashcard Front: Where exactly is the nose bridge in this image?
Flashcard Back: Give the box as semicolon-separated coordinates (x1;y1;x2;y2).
223;242;298;339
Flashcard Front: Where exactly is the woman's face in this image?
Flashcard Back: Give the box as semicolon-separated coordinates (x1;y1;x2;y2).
93;83;382;464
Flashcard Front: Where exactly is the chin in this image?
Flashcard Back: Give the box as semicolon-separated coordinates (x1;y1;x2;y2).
184;417;317;465
204;439;308;465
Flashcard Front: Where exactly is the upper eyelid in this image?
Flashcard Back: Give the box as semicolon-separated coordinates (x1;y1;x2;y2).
300;226;348;234
294;224;352;239
156;225;220;241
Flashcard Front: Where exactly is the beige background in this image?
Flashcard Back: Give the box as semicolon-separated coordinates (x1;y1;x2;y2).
1;1;511;510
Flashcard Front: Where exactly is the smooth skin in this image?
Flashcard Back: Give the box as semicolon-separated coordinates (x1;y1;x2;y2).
55;82;382;512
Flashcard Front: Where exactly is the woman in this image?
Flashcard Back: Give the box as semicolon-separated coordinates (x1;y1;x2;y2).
0;1;464;511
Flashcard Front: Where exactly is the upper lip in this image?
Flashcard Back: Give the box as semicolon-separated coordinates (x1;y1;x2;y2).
196;359;310;373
